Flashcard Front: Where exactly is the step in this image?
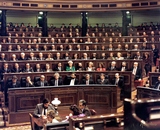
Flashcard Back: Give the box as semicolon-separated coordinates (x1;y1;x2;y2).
0;121;5;127
6;121;30;127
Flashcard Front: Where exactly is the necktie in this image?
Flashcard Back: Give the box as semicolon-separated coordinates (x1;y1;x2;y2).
157;84;160;90
86;80;89;85
44;109;46;115
55;80;58;86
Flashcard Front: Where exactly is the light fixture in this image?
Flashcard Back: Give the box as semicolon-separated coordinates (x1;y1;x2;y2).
38;16;42;19
39;11;43;15
86;12;88;15
126;11;130;14
0;10;2;14
52;98;61;115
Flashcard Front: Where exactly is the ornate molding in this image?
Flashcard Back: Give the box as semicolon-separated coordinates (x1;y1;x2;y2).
0;0;159;11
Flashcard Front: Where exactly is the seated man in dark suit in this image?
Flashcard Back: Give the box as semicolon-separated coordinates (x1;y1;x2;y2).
37;52;45;60
119;62;128;71
7;75;21;88
134;51;142;60
28;52;37;60
108;61;117;71
24;76;34;87
54;63;63;71
50;72;63;86
79;99;91;116
0;63;11;80
131;62;142;80
12;63;22;73
54;52;62;60
34;63;43;72
23;63;34;72
19;52;27;60
97;73;109;85
76;62;84;71
0;53;7;61
112;73;124;88
154;75;160;89
81;74;94;85
35;75;48;87
65;73;79;85
34;98;55;117
111;73;124;100
1;63;11;74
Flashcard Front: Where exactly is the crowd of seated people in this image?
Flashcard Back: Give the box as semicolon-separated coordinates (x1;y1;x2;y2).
2;22;160;84
0;60;142;76
0;51;149;62
2;34;160;43
6;72;127;88
135;22;160;31
0;44;156;53
33;98;93;129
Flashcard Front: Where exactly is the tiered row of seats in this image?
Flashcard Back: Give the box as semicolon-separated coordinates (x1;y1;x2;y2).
0;22;159;90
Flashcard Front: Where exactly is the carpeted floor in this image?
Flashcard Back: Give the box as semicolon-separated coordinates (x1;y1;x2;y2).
0;125;31;130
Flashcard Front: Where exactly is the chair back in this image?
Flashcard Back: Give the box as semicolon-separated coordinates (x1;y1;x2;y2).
29;113;35;130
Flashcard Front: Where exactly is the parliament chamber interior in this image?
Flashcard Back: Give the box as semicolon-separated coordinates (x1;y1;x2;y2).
0;0;160;130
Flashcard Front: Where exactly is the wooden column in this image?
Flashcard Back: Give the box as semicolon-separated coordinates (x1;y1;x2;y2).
1;10;7;36
81;12;88;36
42;11;48;37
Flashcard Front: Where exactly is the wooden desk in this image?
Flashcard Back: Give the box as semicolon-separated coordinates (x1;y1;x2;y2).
137;86;160;99
149;72;160;88
8;85;121;124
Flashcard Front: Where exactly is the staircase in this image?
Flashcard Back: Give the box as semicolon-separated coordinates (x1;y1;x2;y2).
0;91;8;127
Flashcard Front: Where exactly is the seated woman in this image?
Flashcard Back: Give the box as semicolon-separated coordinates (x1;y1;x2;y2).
47;110;59;123
63;105;84;122
66;60;75;71
46;53;53;60
115;52;124;60
96;62;106;71
86;62;95;71
69;104;82;116
107;52;115;60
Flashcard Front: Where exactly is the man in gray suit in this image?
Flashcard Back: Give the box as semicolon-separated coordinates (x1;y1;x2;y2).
34;98;55;117
79;99;91;116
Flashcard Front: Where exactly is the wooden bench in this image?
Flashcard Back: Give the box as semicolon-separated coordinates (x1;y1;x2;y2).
0;50;152;62
69;113;123;130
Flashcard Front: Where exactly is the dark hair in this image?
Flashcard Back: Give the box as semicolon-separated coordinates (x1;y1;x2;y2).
79;99;86;106
70;105;81;116
43;98;50;104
